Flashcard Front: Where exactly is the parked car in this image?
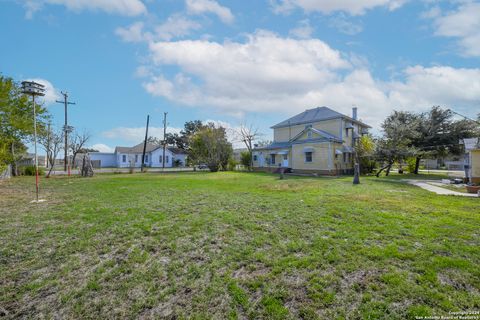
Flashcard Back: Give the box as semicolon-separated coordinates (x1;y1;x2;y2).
197;164;208;169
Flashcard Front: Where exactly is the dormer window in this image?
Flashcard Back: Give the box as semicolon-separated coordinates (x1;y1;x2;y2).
307;130;312;139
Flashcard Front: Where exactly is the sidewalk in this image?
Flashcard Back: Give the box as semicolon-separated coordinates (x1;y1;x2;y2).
406;180;478;197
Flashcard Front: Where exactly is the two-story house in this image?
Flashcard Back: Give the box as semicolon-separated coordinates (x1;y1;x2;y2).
253;106;370;175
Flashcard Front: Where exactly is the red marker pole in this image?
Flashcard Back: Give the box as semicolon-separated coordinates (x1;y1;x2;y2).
33;94;39;202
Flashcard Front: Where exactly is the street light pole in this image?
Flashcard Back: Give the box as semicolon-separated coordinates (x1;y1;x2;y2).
21;81;45;202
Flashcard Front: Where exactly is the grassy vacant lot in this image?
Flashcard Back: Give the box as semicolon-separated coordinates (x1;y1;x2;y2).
0;172;479;319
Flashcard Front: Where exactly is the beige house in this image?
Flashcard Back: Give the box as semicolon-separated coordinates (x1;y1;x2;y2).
253;106;370;175
464;138;480;184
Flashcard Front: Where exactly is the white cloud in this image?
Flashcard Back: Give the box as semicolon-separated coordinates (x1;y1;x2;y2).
23;0;147;17
90;143;114;153
154;14;202;41
428;2;480;57
186;0;234;24
102;126;182;143
116;15;202;43
24;78;61;105
140;31;480;129
270;0;408;16
329;14;363;35
115;22;146;43
289;19;314;39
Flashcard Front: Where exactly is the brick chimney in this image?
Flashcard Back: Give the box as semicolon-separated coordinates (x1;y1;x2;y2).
352;107;358;120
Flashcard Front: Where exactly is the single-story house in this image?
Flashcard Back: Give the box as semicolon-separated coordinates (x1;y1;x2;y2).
253;106;370;175
464;138;480;184
89;142;187;168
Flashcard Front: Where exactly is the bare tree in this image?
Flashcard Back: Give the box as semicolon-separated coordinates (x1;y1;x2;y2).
39;127;63;177
236;124;262;170
69;130;90;168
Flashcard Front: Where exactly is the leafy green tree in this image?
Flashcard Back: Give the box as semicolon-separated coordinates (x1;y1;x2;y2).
189;123;233;172
0;75;49;174
411;107;480;173
375;111;419;176
356;135;375;174
240;151;252;170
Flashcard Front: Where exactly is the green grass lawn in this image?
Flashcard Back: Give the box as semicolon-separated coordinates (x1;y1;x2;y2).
0;172;479;319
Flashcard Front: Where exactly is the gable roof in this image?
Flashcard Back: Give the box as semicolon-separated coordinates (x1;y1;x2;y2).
290;127;342;143
115;142;161;154
115;143;188;155
271;106;371;129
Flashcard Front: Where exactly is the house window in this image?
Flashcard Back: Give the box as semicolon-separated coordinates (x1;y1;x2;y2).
166;156;169;163
343;153;347;163
345;128;349;137
253;155;258;161
305;152;313;162
307;130;312;139
271;154;276;164
145;155;148;162
283;154;288;160
135;154;138;162
159;156;162;163
122;155;127;163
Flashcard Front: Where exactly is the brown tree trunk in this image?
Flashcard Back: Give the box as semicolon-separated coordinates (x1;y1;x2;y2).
376;162;393;177
385;164;392;176
414;156;421;174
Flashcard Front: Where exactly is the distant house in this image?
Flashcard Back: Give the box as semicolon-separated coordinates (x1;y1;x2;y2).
253;106;370;175
233;148;248;163
464;138;480;184
17;153;47;167
89;142;187;168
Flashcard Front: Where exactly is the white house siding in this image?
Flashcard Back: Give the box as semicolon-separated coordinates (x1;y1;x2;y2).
151;149;173;167
89;153;117;167
91;148;186;168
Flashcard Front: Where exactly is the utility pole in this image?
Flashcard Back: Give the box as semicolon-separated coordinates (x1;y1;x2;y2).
162;112;167;169
56;91;75;172
141;115;150;173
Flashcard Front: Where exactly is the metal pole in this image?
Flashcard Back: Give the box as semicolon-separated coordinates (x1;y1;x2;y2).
162;112;167;169
63;92;68;172
33;95;39;201
141;115;150;172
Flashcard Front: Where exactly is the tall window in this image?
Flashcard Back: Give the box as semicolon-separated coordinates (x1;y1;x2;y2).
122;155;127;163
166;156;169;163
305;152;312;162
283;154;288;161
145;155;148;163
159;156;162;163
271;154;276;164
135;154;138;162
253;155;258;161
343;153;347;163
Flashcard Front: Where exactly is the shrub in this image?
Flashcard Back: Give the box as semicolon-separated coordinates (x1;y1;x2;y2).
240;152;252;170
173;159;182;167
227;158;237;171
406;157;416;173
20;165;45;176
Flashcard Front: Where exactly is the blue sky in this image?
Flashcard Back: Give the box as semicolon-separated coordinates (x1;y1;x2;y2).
1;0;479;152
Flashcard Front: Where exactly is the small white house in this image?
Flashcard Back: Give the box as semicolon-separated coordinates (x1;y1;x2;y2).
90;142;187;168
